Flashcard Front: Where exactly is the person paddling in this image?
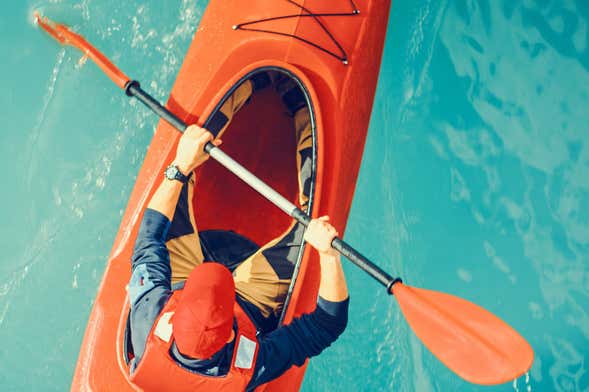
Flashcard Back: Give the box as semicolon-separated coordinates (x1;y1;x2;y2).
126;93;349;390
36;15;535;388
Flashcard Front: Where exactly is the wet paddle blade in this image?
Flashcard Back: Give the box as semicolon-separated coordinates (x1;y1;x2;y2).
35;13;130;89
392;283;533;385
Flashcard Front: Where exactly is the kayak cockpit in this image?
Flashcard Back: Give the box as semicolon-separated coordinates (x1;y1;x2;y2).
195;68;317;245
123;68;318;366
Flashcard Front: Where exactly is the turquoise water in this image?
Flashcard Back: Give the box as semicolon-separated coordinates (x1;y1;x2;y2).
1;0;588;390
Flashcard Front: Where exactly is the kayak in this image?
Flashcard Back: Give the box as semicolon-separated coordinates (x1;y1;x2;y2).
71;0;392;390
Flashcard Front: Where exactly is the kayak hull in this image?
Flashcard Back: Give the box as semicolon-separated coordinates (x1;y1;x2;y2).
72;1;391;390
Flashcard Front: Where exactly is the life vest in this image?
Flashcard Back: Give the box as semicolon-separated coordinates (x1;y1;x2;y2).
130;290;259;392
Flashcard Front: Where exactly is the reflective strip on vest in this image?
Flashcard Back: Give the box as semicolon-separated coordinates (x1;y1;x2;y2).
154;312;174;342
235;335;256;369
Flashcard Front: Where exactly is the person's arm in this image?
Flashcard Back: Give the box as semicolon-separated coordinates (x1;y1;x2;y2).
147;125;220;220
305;216;349;302
128;125;219;368
130;125;220;297
246;217;349;390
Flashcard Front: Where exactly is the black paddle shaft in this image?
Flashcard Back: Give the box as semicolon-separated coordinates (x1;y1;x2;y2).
126;81;188;132
125;80;402;295
292;209;401;292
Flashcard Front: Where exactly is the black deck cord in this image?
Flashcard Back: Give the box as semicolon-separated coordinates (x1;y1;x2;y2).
233;0;360;64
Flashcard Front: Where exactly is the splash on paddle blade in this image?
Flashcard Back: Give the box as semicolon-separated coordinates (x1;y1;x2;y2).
392;283;534;385
35;13;67;44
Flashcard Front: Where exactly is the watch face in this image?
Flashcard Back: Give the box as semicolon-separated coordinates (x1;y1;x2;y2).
165;165;178;179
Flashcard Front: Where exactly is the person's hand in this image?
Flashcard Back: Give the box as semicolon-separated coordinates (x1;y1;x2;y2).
173;125;222;174
304;216;339;256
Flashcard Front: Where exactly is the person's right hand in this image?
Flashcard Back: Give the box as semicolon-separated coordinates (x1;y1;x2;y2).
173;125;222;174
304;216;339;256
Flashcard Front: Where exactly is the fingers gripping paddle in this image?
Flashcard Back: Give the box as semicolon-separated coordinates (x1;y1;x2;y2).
36;15;534;385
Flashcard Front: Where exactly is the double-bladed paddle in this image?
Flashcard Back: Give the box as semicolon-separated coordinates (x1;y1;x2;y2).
36;14;534;385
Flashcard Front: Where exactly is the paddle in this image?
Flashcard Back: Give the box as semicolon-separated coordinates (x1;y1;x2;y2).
36;14;534;385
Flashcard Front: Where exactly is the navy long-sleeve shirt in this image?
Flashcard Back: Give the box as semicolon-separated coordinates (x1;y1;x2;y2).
129;208;348;391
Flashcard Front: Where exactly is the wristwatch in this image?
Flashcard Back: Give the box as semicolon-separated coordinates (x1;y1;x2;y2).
164;165;190;184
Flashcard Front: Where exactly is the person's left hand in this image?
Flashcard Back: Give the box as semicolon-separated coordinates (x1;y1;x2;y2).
173;125;222;174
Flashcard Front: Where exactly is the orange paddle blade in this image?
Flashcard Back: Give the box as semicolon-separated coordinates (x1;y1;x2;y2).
392;283;533;385
35;13;130;89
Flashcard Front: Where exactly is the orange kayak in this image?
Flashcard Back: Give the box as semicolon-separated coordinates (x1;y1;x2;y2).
71;0;391;390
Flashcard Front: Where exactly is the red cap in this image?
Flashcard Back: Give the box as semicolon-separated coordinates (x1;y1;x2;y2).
173;262;235;359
